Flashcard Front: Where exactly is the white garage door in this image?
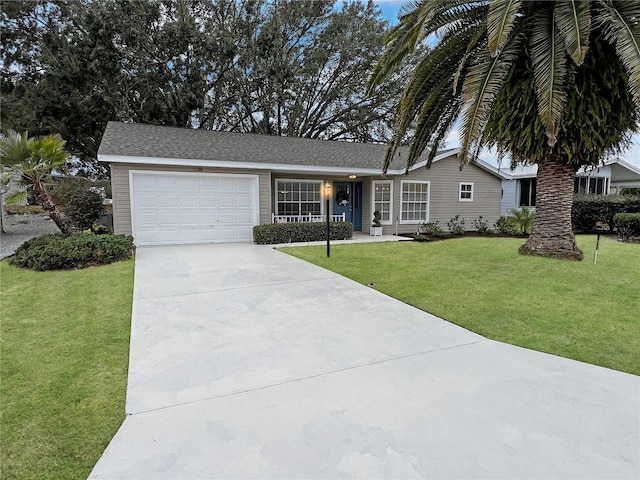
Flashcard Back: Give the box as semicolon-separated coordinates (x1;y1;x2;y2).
131;172;259;246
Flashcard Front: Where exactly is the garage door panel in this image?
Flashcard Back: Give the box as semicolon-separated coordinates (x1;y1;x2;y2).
235;228;254;241
236;212;253;223
218;178;235;192
199;179;218;191
179;195;198;207
198;195;217;207
236;196;253;208
156;177;179;189
218;195;236;208
132;173;258;246
157;195;178;208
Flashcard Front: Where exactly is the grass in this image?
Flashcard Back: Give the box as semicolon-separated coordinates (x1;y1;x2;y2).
282;235;640;376
0;259;134;480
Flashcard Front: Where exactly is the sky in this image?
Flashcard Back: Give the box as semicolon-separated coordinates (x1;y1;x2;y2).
370;0;640;168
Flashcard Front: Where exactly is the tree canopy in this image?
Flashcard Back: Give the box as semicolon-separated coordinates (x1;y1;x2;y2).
1;0;407;172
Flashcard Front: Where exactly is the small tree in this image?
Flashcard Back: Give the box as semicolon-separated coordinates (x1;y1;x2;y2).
0;130;72;234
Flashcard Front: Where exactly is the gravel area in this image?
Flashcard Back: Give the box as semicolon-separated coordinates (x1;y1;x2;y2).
0;213;61;259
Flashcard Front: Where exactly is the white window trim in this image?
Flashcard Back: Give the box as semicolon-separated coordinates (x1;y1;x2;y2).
371;180;393;225
274;178;325;215
400;180;430;225
459;182;474;202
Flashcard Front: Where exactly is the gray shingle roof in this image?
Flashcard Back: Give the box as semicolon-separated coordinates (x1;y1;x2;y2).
98;121;453;172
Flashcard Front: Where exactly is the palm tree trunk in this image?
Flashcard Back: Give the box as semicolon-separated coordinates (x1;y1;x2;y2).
33;184;71;236
519;158;583;260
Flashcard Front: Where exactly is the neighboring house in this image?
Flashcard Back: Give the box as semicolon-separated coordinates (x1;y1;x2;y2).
98;122;503;246
499;158;640;216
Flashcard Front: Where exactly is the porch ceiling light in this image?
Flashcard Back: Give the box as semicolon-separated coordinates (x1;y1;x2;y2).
348;174;357;179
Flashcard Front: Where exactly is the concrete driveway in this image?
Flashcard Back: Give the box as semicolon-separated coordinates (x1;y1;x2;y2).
90;243;639;479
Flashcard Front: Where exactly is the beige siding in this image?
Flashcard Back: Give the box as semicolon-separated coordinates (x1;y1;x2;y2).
363;155;501;235
110;163;271;235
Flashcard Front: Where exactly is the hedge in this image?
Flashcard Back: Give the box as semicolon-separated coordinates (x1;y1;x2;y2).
614;213;640;242
253;222;354;244
572;195;640;233
11;233;135;271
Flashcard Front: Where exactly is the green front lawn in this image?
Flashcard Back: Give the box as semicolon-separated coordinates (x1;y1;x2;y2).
1;259;134;480
282;235;640;375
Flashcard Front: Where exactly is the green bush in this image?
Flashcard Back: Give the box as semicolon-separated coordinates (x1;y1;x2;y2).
447;215;465;235
418;221;449;238
253;222;353;244
471;216;493;234
614;213;640;242
11;233;134;271
51;179;105;231
572;194;640;233
508;207;534;235
494;216;518;235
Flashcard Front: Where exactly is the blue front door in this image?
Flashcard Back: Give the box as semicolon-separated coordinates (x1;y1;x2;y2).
333;182;362;231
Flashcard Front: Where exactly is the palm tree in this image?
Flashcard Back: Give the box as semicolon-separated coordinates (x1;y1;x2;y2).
368;0;640;260
0;130;72;235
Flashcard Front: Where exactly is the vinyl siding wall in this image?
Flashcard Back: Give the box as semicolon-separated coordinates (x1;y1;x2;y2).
110;163;271;235
366;155;501;235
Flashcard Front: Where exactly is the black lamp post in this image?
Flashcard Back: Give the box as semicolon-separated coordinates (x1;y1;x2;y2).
324;181;332;258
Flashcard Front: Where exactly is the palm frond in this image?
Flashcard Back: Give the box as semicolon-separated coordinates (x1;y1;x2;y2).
408;98;461;169
368;1;433;92
487;0;522;55
459;33;524;164
381;23;483;172
4;190;28;206
555;0;591;65
0;130;30;167
531;7;568;146
368;0;486;92
594;0;640;110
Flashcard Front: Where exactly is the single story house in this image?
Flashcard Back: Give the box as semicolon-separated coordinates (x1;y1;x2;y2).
98;121;503;246
499;158;640;216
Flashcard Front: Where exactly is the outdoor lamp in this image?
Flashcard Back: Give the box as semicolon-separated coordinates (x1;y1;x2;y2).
324;181;332;257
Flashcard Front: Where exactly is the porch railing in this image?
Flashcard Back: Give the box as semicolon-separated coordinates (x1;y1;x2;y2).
272;213;346;223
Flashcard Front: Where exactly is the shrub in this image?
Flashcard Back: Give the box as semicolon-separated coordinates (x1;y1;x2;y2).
253;222;353;244
11;233;134;271
89;224;113;235
372;210;382;227
447;215;465;235
508;207;534;235
471;216;493;234
51;179;105;231
572;194;640;233
418;221;449;238
614;213;640;242
494;217;517;235
413;233;430;242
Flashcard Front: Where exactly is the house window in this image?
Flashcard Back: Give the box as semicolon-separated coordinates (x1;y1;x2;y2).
459;182;474;202
519;179;536;207
372;180;393;224
276;180;322;215
400;181;429;223
574;177;608;195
